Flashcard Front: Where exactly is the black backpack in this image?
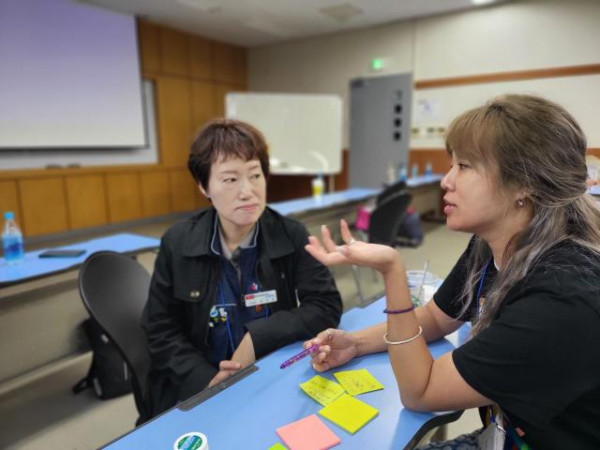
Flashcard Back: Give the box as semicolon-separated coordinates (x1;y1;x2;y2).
72;318;133;399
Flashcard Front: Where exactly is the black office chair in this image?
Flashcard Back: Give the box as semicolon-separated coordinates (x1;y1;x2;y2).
369;190;413;246
78;251;151;425
352;190;412;304
376;179;407;206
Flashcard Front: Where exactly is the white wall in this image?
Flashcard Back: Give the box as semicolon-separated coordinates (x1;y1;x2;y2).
249;22;415;148
249;0;600;147
415;0;600;79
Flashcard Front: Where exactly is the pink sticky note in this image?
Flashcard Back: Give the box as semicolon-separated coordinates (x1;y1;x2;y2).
276;414;341;450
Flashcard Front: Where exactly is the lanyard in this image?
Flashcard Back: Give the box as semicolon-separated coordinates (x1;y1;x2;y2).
218;278;236;355
476;259;492;317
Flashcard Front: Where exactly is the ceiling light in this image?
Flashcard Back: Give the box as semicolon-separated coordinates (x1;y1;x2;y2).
319;3;363;23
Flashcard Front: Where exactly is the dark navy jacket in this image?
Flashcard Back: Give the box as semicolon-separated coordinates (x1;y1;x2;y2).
141;207;342;420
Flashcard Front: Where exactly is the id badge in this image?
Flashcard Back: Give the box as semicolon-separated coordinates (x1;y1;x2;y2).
244;289;277;307
477;411;505;450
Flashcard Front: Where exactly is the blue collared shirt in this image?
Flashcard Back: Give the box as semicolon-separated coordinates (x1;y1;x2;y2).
206;218;269;366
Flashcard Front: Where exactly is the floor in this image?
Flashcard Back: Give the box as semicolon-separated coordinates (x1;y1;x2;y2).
0;219;481;449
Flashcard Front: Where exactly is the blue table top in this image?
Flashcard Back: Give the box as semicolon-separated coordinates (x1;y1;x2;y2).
588;185;600;196
0;233;160;287
104;298;464;450
268;176;443;217
269;187;379;216
406;174;443;188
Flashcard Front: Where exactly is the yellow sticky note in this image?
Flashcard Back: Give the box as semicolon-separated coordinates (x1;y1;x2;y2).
300;374;345;406
268;443;288;450
319;393;379;434
333;368;384;396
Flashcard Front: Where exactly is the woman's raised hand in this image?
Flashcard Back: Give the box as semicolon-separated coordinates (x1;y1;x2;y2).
304;219;401;275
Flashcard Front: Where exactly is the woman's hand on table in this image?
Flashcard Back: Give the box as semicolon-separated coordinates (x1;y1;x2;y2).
207;360;242;388
304;328;360;372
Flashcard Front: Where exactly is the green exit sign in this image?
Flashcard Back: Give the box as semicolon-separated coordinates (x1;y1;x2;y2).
370;58;384;71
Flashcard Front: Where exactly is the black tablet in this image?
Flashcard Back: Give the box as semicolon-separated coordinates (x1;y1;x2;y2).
38;249;86;258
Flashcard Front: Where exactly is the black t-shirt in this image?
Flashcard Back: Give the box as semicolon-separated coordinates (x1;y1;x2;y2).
434;240;600;449
433;237;497;321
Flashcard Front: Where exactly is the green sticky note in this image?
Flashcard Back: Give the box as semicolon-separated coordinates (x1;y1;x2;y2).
300;374;345;406
268;443;288;450
319;393;379;434
333;368;384;396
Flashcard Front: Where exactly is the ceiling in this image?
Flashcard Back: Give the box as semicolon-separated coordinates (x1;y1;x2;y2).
75;0;505;47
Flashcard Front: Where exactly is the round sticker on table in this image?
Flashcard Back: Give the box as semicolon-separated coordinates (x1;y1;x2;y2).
173;432;208;450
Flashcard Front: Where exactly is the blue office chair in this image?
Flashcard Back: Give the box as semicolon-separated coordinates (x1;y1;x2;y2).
78;251;152;425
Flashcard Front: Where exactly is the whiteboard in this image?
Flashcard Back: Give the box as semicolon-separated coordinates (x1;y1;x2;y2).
226;92;342;174
0;80;158;169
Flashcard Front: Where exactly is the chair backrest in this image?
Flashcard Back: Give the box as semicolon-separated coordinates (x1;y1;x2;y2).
376;179;407;206
78;251;151;419
369;190;412;246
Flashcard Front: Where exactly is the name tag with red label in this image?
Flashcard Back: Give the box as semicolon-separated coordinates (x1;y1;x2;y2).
244;290;277;307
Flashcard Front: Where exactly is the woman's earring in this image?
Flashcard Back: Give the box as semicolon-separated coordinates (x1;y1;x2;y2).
517;199;525;208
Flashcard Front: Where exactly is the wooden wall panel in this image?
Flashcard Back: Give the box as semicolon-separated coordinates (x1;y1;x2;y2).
333;149;349;192
105;173;143;223
588;148;600;158
0;22;249;238
156;76;193;166
408;149;451;176
197;194;211;210
138;20;161;76
190;36;213;81
214;83;245;118
267;150;350;202
232;46;248;86
169;169;199;212
213;42;235;83
213;42;247;85
416;64;600;90
160;28;190;76
19;178;68;236
408;148;600;177
139;171;171;217
191;80;217;133
0;180;22;231
65;175;108;229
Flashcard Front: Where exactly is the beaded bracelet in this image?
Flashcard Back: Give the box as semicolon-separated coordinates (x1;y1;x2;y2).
383;326;423;345
383;305;415;314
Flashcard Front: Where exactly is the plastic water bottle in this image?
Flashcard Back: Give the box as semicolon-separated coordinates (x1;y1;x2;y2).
425;161;433;176
2;211;24;264
397;164;407;182
311;173;324;199
411;163;419;179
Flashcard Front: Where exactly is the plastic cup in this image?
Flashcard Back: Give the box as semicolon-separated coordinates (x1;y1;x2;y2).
406;270;441;306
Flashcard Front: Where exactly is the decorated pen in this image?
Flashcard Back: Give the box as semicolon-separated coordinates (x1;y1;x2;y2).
280;344;319;369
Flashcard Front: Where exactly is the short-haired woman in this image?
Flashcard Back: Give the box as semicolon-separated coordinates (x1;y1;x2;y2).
142;119;342;421
304;95;600;449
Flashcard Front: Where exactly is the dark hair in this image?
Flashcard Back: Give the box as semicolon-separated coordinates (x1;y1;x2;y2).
188;118;270;189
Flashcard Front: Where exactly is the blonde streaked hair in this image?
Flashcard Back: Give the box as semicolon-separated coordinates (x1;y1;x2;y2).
445;94;600;333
